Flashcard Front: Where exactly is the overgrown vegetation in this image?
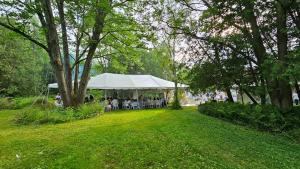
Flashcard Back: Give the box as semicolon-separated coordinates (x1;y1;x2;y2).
14;103;103;125
198;102;300;133
0;97;50;110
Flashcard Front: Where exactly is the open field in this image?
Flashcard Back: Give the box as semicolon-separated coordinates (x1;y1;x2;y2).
0;107;299;169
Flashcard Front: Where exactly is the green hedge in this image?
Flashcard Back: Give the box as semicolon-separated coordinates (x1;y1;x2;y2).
198;102;300;132
14;103;104;125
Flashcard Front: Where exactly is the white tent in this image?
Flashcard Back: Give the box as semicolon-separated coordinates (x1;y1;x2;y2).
48;73;188;90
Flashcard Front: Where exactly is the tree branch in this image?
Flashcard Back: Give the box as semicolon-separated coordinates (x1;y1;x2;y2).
0;21;49;52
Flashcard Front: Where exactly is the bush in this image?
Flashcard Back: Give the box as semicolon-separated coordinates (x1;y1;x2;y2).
15;108;68;125
0;98;14;110
171;98;182;110
14;103;104;125
76;103;104;119
198;102;300;132
0;97;53;110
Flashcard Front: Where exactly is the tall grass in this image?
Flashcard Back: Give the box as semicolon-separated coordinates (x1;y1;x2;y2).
0;97;51;110
14;103;104;125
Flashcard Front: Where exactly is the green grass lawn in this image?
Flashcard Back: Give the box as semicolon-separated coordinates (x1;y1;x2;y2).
0;107;299;169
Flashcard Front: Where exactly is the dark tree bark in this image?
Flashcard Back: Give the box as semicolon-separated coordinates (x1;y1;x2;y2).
41;0;71;107
240;1;292;109
57;0;72;101
225;87;234;102
73;33;82;102
77;7;108;104
276;0;293;109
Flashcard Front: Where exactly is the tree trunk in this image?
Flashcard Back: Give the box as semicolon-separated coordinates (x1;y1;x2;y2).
276;0;293;109
242;2;292;109
41;0;71;107
225;87;234;102
73;42;80;99
77;7;108;104
174;79;179;103
57;0;72;101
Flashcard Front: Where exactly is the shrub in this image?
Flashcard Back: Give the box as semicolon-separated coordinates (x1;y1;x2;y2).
14;103;104;125
76;103;104;119
14;108;69;125
171;99;182;110
13;97;37;109
198;102;300;132
0;97;52;110
0;98;14;110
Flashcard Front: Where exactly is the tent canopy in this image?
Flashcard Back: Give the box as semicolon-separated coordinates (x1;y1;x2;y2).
48;73;188;90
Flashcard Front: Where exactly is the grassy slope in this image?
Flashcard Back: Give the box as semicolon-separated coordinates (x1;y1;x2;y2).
0;107;299;169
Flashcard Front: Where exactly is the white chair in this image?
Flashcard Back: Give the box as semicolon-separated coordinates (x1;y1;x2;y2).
155;100;161;108
150;100;155;108
123;101;130;109
131;101;139;109
112;99;119;110
142;101;146;109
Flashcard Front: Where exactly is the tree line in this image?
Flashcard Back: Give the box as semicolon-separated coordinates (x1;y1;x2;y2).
151;0;300;109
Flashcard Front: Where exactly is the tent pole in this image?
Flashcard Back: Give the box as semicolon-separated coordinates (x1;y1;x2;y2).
105;90;107;100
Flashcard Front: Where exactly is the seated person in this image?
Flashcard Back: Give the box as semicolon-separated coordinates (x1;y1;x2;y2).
123;99;130;109
54;98;63;107
104;99;112;112
131;99;139;109
55;93;61;100
155;97;161;107
112;98;119;109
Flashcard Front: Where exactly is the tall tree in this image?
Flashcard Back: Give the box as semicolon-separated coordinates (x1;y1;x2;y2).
0;0;149;107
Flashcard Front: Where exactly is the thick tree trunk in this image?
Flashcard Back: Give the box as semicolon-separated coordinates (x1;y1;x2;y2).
72;32;82;107
57;0;72;101
225;87;234;102
77;8;108;104
41;0;71;107
174;79;179;103
243;2;292;109
276;0;293;109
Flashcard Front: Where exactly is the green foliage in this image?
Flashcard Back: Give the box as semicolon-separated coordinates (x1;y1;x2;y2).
0;98;14;110
0;26;52;97
198;102;300;132
0;97;52;110
87;89;103;100
14;103;103;125
170;98;182;110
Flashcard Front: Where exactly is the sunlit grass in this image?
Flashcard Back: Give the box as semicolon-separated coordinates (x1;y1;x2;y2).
0;107;299;168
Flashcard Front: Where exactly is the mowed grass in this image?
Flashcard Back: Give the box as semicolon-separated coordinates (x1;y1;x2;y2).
0;107;299;169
